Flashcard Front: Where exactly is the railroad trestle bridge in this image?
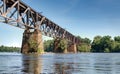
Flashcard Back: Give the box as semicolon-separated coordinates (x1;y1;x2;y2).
0;0;80;53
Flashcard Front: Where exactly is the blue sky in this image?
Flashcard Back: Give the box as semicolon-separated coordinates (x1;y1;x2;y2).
0;0;120;47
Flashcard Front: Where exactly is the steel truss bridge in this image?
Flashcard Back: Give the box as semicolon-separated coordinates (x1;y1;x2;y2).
0;0;80;44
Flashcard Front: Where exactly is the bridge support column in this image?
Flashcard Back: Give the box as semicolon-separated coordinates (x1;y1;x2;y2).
21;29;44;54
68;43;77;53
54;38;67;53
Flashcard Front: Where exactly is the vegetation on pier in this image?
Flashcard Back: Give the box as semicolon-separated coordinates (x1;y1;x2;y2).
28;37;44;53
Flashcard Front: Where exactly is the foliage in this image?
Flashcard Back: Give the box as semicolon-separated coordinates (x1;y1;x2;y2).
44;40;54;52
44;39;67;53
77;36;91;44
114;36;120;43
91;35;120;52
112;42;120;52
77;35;120;53
28;37;44;53
1;35;120;53
0;45;20;52
77;36;91;52
104;48;110;53
37;48;44;54
91;36;101;52
28;38;38;52
77;43;91;52
57;38;67;52
91;35;112;52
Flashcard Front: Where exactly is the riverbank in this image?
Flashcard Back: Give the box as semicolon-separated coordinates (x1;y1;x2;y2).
0;45;20;52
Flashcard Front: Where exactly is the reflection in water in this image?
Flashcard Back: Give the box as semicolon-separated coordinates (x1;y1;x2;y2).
53;54;78;74
54;63;72;74
0;53;120;74
22;54;42;74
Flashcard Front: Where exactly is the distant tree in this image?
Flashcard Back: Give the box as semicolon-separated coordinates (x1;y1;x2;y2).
0;45;20;52
112;41;120;52
77;36;91;52
77;44;91;52
83;38;91;44
77;36;91;44
91;35;120;53
101;35;112;52
114;36;120;43
91;35;102;52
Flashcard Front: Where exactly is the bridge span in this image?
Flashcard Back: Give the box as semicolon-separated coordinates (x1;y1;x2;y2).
0;0;80;53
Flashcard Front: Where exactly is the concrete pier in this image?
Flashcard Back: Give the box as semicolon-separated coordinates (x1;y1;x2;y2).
21;29;44;54
54;38;67;53
54;38;77;53
68;43;77;53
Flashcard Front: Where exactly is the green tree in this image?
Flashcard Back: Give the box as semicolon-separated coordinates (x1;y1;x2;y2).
104;48;110;53
77;36;91;52
91;35;102;52
44;40;54;52
57;39;67;52
100;35;112;52
112;42;120;52
82;38;91;44
77;36;91;44
91;35;120;53
77;44;91;52
114;36;120;43
0;45;20;52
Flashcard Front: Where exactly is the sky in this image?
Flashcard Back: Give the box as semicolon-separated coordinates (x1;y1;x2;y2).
0;0;120;47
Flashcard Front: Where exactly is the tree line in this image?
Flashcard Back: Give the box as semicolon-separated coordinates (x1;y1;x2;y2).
0;35;120;53
0;45;20;52
44;35;120;53
91;36;120;52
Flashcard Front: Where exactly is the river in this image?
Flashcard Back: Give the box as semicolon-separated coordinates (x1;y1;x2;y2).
0;53;120;74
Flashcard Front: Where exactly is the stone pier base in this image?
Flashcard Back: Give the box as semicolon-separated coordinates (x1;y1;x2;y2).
21;29;44;54
54;38;67;53
68;43;77;53
53;38;77;53
54;38;60;52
